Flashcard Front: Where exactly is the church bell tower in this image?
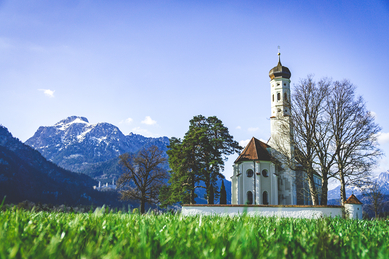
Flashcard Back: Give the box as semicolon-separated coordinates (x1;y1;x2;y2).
268;49;293;158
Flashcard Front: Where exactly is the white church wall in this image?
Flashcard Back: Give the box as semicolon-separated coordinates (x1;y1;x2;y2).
259;162;272;205
344;204;363;220
182;205;345;219
255;162;261;204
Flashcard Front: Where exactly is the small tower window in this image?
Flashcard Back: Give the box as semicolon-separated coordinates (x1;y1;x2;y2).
277;83;280;86
246;169;253;178
247;191;253;205
284;83;286;86
262;169;268;177
272;94;274;102
284;93;287;101
263;191;268;205
277;93;280;101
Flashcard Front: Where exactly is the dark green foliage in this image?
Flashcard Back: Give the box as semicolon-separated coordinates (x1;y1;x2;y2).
220;180;227;204
164;115;242;205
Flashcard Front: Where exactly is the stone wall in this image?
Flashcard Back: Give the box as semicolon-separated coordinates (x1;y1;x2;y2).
182;204;349;219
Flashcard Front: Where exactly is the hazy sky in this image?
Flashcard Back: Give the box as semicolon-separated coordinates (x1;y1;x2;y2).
1;0;389;184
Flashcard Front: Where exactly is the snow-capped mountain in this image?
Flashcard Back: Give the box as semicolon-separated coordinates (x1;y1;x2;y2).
25;116;170;176
327;171;389;200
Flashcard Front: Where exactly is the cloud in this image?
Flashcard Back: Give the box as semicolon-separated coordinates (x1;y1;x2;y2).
39;89;55;98
239;139;250;148
119;117;133;125
236;126;241;129
132;127;158;138
377;132;389;145
141;116;157;125
248;127;259;132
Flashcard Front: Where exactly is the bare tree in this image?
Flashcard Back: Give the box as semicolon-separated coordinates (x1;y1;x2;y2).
328;80;382;204
274;76;332;205
274;76;381;206
363;181;384;218
117;145;168;213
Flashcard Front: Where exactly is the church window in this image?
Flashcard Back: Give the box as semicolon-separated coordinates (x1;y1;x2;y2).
247;191;253;205
263;191;268;205
277;93;280;101
277;83;280;86
284;93;287;101
246;169;253;178
272;94;274;102
284;83;286;86
262;169;268;177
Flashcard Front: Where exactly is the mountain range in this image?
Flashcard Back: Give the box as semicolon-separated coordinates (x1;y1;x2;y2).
25;116;170;183
0;125;132;207
327;171;389;202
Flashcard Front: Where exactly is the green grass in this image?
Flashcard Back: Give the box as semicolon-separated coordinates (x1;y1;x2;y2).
0;208;388;258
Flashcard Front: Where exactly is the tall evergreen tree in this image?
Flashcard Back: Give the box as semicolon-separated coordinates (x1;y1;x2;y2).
164;115;242;205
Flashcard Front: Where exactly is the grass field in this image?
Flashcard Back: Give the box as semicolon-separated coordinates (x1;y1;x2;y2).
0;207;388;258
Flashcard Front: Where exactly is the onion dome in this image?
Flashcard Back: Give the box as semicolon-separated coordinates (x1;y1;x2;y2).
269;52;291;80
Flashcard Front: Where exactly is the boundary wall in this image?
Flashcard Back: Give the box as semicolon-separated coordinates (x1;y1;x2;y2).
182;204;349;219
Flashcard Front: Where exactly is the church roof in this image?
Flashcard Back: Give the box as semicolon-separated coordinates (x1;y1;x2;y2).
234;137;272;163
269;54;291;80
344;194;363;205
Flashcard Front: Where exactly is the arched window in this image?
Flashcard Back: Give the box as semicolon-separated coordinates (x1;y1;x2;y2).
284;93;287;101
277;93;281;101
246;169;253;178
262;169;268;177
247;191;253;205
272;94;274;102
263;191;268;205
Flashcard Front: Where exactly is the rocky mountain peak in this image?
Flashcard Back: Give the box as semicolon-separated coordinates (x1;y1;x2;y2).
25;116;170;175
55;116;89;127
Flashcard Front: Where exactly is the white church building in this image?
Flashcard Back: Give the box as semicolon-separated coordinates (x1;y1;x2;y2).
231;52;322;206
182;52;363;219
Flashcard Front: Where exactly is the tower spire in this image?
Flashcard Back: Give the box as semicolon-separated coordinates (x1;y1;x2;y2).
277;46;281;65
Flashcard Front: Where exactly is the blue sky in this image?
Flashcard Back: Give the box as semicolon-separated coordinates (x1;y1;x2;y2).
1;0;389;185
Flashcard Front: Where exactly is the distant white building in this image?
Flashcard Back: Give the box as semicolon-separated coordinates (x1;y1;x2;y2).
231;52;322;205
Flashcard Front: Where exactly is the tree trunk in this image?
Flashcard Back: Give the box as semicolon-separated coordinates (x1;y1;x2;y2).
141;191;146;214
320;174;328;205
338;162;347;205
205;172;211;204
209;185;214;204
190;174;195;204
307;170;319;205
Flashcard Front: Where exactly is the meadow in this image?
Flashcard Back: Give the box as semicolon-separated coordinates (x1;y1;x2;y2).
0;206;388;258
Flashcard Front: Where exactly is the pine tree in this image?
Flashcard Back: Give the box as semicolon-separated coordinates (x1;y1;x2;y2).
164;115;242;205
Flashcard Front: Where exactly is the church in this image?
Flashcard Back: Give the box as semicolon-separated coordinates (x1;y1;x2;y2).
231;52;322;206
